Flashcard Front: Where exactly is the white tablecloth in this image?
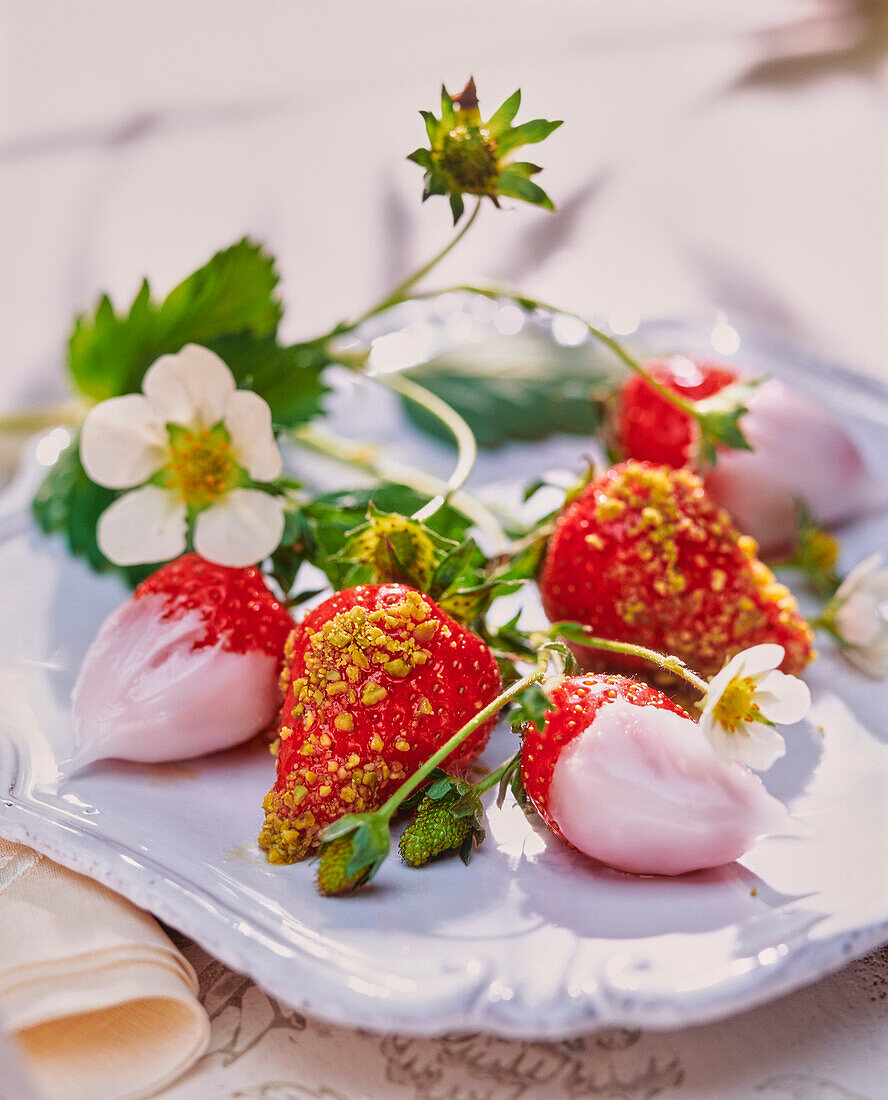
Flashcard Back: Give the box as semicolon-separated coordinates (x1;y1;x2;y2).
1;2;886;1096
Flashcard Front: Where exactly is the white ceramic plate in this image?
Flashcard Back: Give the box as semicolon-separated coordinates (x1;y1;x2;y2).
1;315;887;1038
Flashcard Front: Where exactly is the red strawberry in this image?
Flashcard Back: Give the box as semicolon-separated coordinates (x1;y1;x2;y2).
520;673;785;875
71;554;294;768
259;583;501;864
539;461;814;678
617;355;737;468
616;356;876;553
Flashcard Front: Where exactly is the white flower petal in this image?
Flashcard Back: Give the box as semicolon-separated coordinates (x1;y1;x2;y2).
735;643;785;681
843;637;888;679
143;344;236;429
835;553;884;602
697;715;734;763
223;390;282;482
97;486;187;565
701;655;745;717
734;725;786;771
80;394;167;489
755;670;812;725
836;591;884;647
193;488;285;567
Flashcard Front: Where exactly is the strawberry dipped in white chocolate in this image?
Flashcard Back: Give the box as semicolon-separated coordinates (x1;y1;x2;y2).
69;554;294;769
617;356;879;554
521;674;787;876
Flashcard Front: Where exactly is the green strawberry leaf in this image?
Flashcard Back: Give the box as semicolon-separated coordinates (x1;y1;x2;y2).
66;238;329;428
68;239;282;401
402;334;615;448
207;333;329;426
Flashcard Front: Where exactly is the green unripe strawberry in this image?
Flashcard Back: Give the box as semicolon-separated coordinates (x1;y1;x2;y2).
398;777;485;868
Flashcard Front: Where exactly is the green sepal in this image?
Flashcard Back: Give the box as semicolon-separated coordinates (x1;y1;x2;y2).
485;89;521;136
431;537;479;593
334;504;458;592
407;147;433;169
495;754;532;816
509;682;554;733
268;484;474;600
316;813;391;894
420;110;440;144
496;173;554;210
694;380;760;466
440;85;456;128
437;577;523;623
500;161;542;179
495;118;563;156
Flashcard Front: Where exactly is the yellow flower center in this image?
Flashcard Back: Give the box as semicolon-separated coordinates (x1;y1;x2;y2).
163;424;240;509
804;530;840;574
712;676;760;733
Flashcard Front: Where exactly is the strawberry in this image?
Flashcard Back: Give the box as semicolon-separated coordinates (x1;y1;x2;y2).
258;583;501;864
520;673;786;875
616;356;875;553
617;355;737;468
71;554;294;768
539;461;814;678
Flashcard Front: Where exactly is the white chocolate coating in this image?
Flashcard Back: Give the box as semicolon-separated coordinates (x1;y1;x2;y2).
549;698;788;876
70;594;280;768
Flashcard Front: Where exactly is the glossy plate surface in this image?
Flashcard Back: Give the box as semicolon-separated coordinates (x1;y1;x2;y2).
1;315;887;1038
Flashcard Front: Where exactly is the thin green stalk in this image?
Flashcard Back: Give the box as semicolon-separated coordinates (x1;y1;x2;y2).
339;200;482;335
475;751;520;796
376;648;550;818
549;624;710;695
289;422;511;551
402;282;700;420
0;403;85;434
373;370;478;524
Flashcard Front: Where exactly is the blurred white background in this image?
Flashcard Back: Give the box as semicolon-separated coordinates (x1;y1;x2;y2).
2;0;886;420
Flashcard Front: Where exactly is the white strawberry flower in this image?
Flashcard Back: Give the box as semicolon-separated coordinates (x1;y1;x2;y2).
824;553;888;678
698;643;811;770
80;344;284;568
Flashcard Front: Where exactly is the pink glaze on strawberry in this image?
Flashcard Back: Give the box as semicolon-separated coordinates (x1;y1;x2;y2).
522;675;787;876
617;357;878;553
548;697;786;875
69;554;294;769
71;596;282;766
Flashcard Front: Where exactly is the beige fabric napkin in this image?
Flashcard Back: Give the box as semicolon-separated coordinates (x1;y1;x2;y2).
0;838;210;1100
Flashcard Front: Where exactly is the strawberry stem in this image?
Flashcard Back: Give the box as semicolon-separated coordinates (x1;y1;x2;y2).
548;623;710;695
372;370;479;525
333;200;483;335
288;422;511;552
375;647;551;820
474;750;520;796
399;282;702;422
